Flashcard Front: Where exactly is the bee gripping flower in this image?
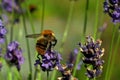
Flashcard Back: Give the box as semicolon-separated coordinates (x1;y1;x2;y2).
79;36;104;79
34;49;62;71
5;41;24;71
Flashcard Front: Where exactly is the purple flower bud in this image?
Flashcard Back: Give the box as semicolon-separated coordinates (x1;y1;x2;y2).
1;0;22;13
77;61;83;70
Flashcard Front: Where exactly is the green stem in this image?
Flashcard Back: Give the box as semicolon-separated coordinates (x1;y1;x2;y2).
24;1;40;80
59;1;75;53
104;25;116;80
8;68;12;80
73;52;81;76
83;0;89;35
10;0;15;42
13;69;22;80
47;71;49;80
107;29;120;80
34;66;41;80
51;1;75;80
22;13;32;80
34;67;37;80
25;1;35;34
5;35;8;50
41;0;45;31
73;0;89;76
93;0;99;40
10;23;14;43
0;72;3;80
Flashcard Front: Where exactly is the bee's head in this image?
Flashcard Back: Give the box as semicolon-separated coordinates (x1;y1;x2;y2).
42;30;55;37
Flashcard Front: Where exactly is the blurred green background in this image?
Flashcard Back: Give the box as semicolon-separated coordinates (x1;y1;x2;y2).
1;0;120;80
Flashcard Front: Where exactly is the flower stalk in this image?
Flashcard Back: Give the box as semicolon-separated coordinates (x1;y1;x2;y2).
93;0;99;40
73;0;89;76
104;25;116;80
52;1;75;80
108;28;120;80
22;13;32;80
83;0;89;35
41;0;45;32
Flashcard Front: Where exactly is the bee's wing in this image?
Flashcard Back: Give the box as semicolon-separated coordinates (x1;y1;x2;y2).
26;34;41;38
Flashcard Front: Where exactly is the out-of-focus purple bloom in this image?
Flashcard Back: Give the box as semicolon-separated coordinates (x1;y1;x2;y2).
103;0;120;23
34;50;62;71
79;36;104;79
0;19;7;44
73;48;79;55
67;48;79;65
77;60;83;70
98;22;108;32
5;41;24;71
1;14;9;25
1;0;23;13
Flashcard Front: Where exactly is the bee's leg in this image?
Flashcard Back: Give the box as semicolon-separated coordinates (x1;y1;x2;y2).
54;39;57;46
34;54;41;66
37;54;40;60
52;39;57;47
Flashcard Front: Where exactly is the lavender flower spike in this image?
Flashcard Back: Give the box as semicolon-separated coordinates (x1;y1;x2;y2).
79;36;104;79
5;41;24;71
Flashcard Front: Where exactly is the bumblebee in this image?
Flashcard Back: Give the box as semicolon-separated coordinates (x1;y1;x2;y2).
26;30;57;55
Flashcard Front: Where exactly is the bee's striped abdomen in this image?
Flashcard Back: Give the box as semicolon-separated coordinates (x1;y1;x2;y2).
36;38;48;55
